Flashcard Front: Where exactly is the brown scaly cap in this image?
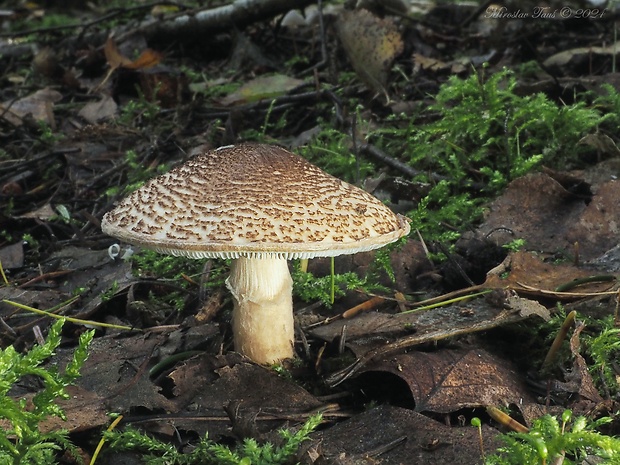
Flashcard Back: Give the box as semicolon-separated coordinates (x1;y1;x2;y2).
101;144;410;259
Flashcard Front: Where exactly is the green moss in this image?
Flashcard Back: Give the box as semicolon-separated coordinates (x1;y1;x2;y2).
485;410;620;464
366;67;606;245
104;413;322;464
0;320;94;464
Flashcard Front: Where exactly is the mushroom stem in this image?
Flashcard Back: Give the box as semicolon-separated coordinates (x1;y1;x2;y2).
226;256;294;364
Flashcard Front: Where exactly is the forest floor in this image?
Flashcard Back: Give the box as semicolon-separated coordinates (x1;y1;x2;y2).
1;1;620;464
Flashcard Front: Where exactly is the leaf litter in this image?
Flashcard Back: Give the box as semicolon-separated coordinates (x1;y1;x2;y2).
0;2;619;464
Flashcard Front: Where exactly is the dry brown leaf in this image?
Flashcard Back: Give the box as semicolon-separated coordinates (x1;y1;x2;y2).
104;37;163;71
0;386;108;435
18;203;57;220
567;323;606;406
413;53;449;73
98;37;164;95
311;296;532;358
336;8;403;99
543;41;620;72
40;386;108;433
0;88;62;127
124;48;164;70
306;404;501;465
78;95;118;123
60;335;176;413
0;242;24;269
359;349;534;413
579;133;620;157
166;354;326;437
479;172;620;261
485;251;617;299
217;74;305;106
104;36;132;70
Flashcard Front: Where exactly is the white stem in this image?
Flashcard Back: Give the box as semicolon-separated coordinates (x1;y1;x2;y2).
226;257;294;364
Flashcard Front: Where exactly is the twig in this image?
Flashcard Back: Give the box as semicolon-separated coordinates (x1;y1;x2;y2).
1;0;317;52
300;0;328;75
486;406;529;433
358;142;429;179
325;308;522;386
120;0;317;42
541;310;576;370
460;0;495;29
342;295;386;319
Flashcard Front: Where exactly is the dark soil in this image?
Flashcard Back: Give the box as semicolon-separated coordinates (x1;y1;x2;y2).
1;1;619;464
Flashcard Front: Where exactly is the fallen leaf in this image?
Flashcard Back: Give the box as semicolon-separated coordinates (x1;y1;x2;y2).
504;292;551;320
0;242;24;269
0;88;62;127
105;36;163;71
166;354;327;437
311;293;542;359
124;48;164;70
217;74;305;106
104;36;132;70
479;172;620;261
567;323;606;406
579;133;620;157
17;203;56;220
39;386;108;433
0;287;70;317
484;251;617;300
99;37;163;92
413;53;449;73
78;95;118;123
0;386;108;435
543;41;620;74
336;8;403;99
358;349;534;413
566;180;620;257
62;335;176;413
305;404;501;465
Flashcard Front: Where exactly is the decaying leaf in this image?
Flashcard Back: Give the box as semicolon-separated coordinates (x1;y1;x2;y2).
543;41;620;74
336;8;403;99
358;349;534;413
104;36;133;70
0;242;24;270
504;292;550;320
413;53;467;75
484;251;617;300
579;133;620;157
63;335;176;413
104;36;163;71
479;172;620;261
97;37;164;93
567;323;606;407
0;385;108;435
305;404;501;465
165;354;327;437
311;296;532;359
39;386;108;433
217;74;305;106
78;95;118;123
0;88;62;127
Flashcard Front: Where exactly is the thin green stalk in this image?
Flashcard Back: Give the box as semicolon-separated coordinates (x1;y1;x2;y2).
2;299;139;331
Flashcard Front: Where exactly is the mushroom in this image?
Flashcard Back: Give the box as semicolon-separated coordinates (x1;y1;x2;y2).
101;144;410;364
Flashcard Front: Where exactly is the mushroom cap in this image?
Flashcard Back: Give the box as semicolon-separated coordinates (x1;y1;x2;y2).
101;144;410;259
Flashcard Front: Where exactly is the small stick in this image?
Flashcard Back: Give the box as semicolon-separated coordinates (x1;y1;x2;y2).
342;295;386;319
0;259;8;285
486;406;529;433
541;310;576;370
